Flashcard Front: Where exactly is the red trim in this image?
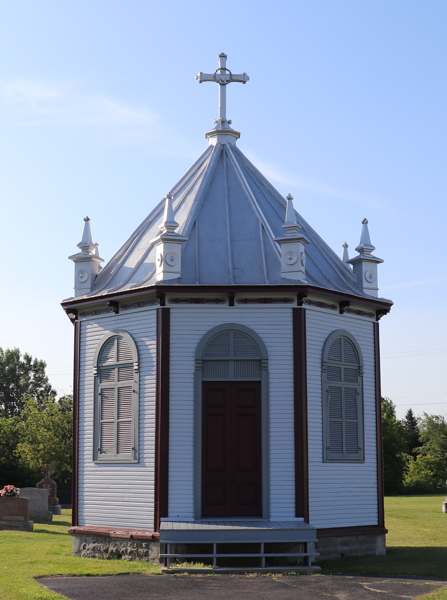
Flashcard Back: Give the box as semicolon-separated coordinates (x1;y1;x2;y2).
154;308;170;532
61;284;392;311
374;322;385;529
69;526;159;540
71;320;80;527
293;308;309;522
317;525;387;538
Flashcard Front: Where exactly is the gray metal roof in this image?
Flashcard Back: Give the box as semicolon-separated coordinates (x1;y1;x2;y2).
71;141;382;300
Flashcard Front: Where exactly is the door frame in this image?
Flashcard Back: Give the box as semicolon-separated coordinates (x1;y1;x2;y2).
194;323;270;519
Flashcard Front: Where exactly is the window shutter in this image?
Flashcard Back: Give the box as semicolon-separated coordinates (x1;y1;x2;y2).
323;331;363;462
94;332;138;462
100;388;116;455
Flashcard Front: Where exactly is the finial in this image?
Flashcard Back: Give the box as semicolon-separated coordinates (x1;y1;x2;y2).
356;217;375;254
77;215;95;253
282;193;301;236
342;242;349;263
159;193;179;235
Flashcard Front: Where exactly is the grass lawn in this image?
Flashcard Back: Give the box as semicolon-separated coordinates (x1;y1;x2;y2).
1;498;447;599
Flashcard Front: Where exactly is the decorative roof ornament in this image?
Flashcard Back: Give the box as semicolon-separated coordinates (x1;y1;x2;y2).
69;216;104;297
77;216;96;253
196;53;249;145
282;194;301;236
347;218;383;297
275;193;310;282
342;242;349;263
159;193;179;235
355;218;375;254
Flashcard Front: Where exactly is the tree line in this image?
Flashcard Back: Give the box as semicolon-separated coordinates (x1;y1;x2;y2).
0;348;72;487
0;346;446;495
382;397;447;495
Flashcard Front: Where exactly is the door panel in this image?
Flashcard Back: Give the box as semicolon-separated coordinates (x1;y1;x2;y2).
202;381;262;517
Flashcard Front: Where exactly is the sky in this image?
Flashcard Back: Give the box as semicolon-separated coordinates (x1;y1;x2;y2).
0;1;446;419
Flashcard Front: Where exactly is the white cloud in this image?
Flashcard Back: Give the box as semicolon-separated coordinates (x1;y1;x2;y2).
244;150;385;210
0;79;160;130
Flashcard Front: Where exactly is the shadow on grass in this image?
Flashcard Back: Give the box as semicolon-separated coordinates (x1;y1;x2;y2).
321;547;447;581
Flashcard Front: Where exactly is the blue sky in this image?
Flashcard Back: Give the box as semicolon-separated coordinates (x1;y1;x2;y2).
1;1;446;419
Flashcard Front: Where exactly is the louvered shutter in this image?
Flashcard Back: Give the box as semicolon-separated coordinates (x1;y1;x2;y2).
202;329;262;380
95;333;138;462
324;332;363;461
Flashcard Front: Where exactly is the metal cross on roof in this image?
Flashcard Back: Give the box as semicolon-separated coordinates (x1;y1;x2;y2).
196;53;249;126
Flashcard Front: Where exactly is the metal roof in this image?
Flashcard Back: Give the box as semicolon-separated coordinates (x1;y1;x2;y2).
67;140;389;302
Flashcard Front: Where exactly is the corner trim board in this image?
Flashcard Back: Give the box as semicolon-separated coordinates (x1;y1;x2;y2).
155;308;170;532
374;322;385;529
72;319;80;527
293;307;309;522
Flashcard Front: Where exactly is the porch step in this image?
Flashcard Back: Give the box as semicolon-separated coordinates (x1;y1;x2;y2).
160;521;319;569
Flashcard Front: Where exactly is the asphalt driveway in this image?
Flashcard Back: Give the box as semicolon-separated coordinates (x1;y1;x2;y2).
39;573;446;600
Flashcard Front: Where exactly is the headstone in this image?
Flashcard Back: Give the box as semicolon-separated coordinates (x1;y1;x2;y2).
0;497;33;531
36;465;61;515
19;488;52;523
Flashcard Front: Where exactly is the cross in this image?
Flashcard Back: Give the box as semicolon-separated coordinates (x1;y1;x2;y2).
44;464;52;478
196;53;249;126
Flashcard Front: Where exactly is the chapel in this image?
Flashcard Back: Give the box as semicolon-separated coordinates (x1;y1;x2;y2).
62;54;393;570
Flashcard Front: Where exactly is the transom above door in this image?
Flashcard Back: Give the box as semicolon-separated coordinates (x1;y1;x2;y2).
202;381;262;517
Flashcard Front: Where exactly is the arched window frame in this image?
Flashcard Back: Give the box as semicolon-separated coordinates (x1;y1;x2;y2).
194;323;270;519
92;330;139;463
322;329;364;463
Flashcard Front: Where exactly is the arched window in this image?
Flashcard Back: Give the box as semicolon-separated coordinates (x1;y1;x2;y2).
93;330;139;463
322;330;364;462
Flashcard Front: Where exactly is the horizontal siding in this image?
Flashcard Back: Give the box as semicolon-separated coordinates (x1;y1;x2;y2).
306;309;378;529
78;310;157;530
169;308;295;520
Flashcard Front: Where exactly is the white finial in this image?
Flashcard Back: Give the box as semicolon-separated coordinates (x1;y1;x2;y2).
77;216;95;253
342;242;349;263
196;53;249;144
282;193;301;236
356;217;375;254
159;193;179;235
69;216;104;297
347;218;383;297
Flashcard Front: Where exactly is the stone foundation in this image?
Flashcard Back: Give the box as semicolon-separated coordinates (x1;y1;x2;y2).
70;527;160;562
315;533;386;561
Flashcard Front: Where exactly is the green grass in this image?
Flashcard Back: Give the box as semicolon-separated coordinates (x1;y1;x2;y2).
0;511;160;600
2;499;447;599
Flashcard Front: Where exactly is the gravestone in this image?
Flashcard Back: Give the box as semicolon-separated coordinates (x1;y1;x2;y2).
0;496;33;531
20;488;52;523
36;465;61;515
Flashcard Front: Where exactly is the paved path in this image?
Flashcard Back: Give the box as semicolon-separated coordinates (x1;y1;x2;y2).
39;573;447;600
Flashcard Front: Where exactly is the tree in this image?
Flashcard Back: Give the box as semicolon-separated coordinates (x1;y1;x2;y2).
401;408;420;457
15;395;73;484
381;397;406;494
404;413;447;493
0;348;56;417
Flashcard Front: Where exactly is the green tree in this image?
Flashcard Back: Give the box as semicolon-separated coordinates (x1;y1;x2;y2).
381;397;406;494
15;395;73;484
404;413;447;493
0;348;56;417
401;408;420;457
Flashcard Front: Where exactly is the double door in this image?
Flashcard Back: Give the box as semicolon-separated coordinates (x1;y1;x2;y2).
202;381;262;517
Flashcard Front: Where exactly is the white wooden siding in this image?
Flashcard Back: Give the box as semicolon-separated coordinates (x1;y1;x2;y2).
169;308;295;520
306;309;378;528
78;309;157;530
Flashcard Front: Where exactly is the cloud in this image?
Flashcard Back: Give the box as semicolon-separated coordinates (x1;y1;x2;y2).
0;79;160;132
381;277;447;291
244;150;385;210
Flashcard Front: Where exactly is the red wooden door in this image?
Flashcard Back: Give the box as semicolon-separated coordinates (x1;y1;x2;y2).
202;381;262;517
